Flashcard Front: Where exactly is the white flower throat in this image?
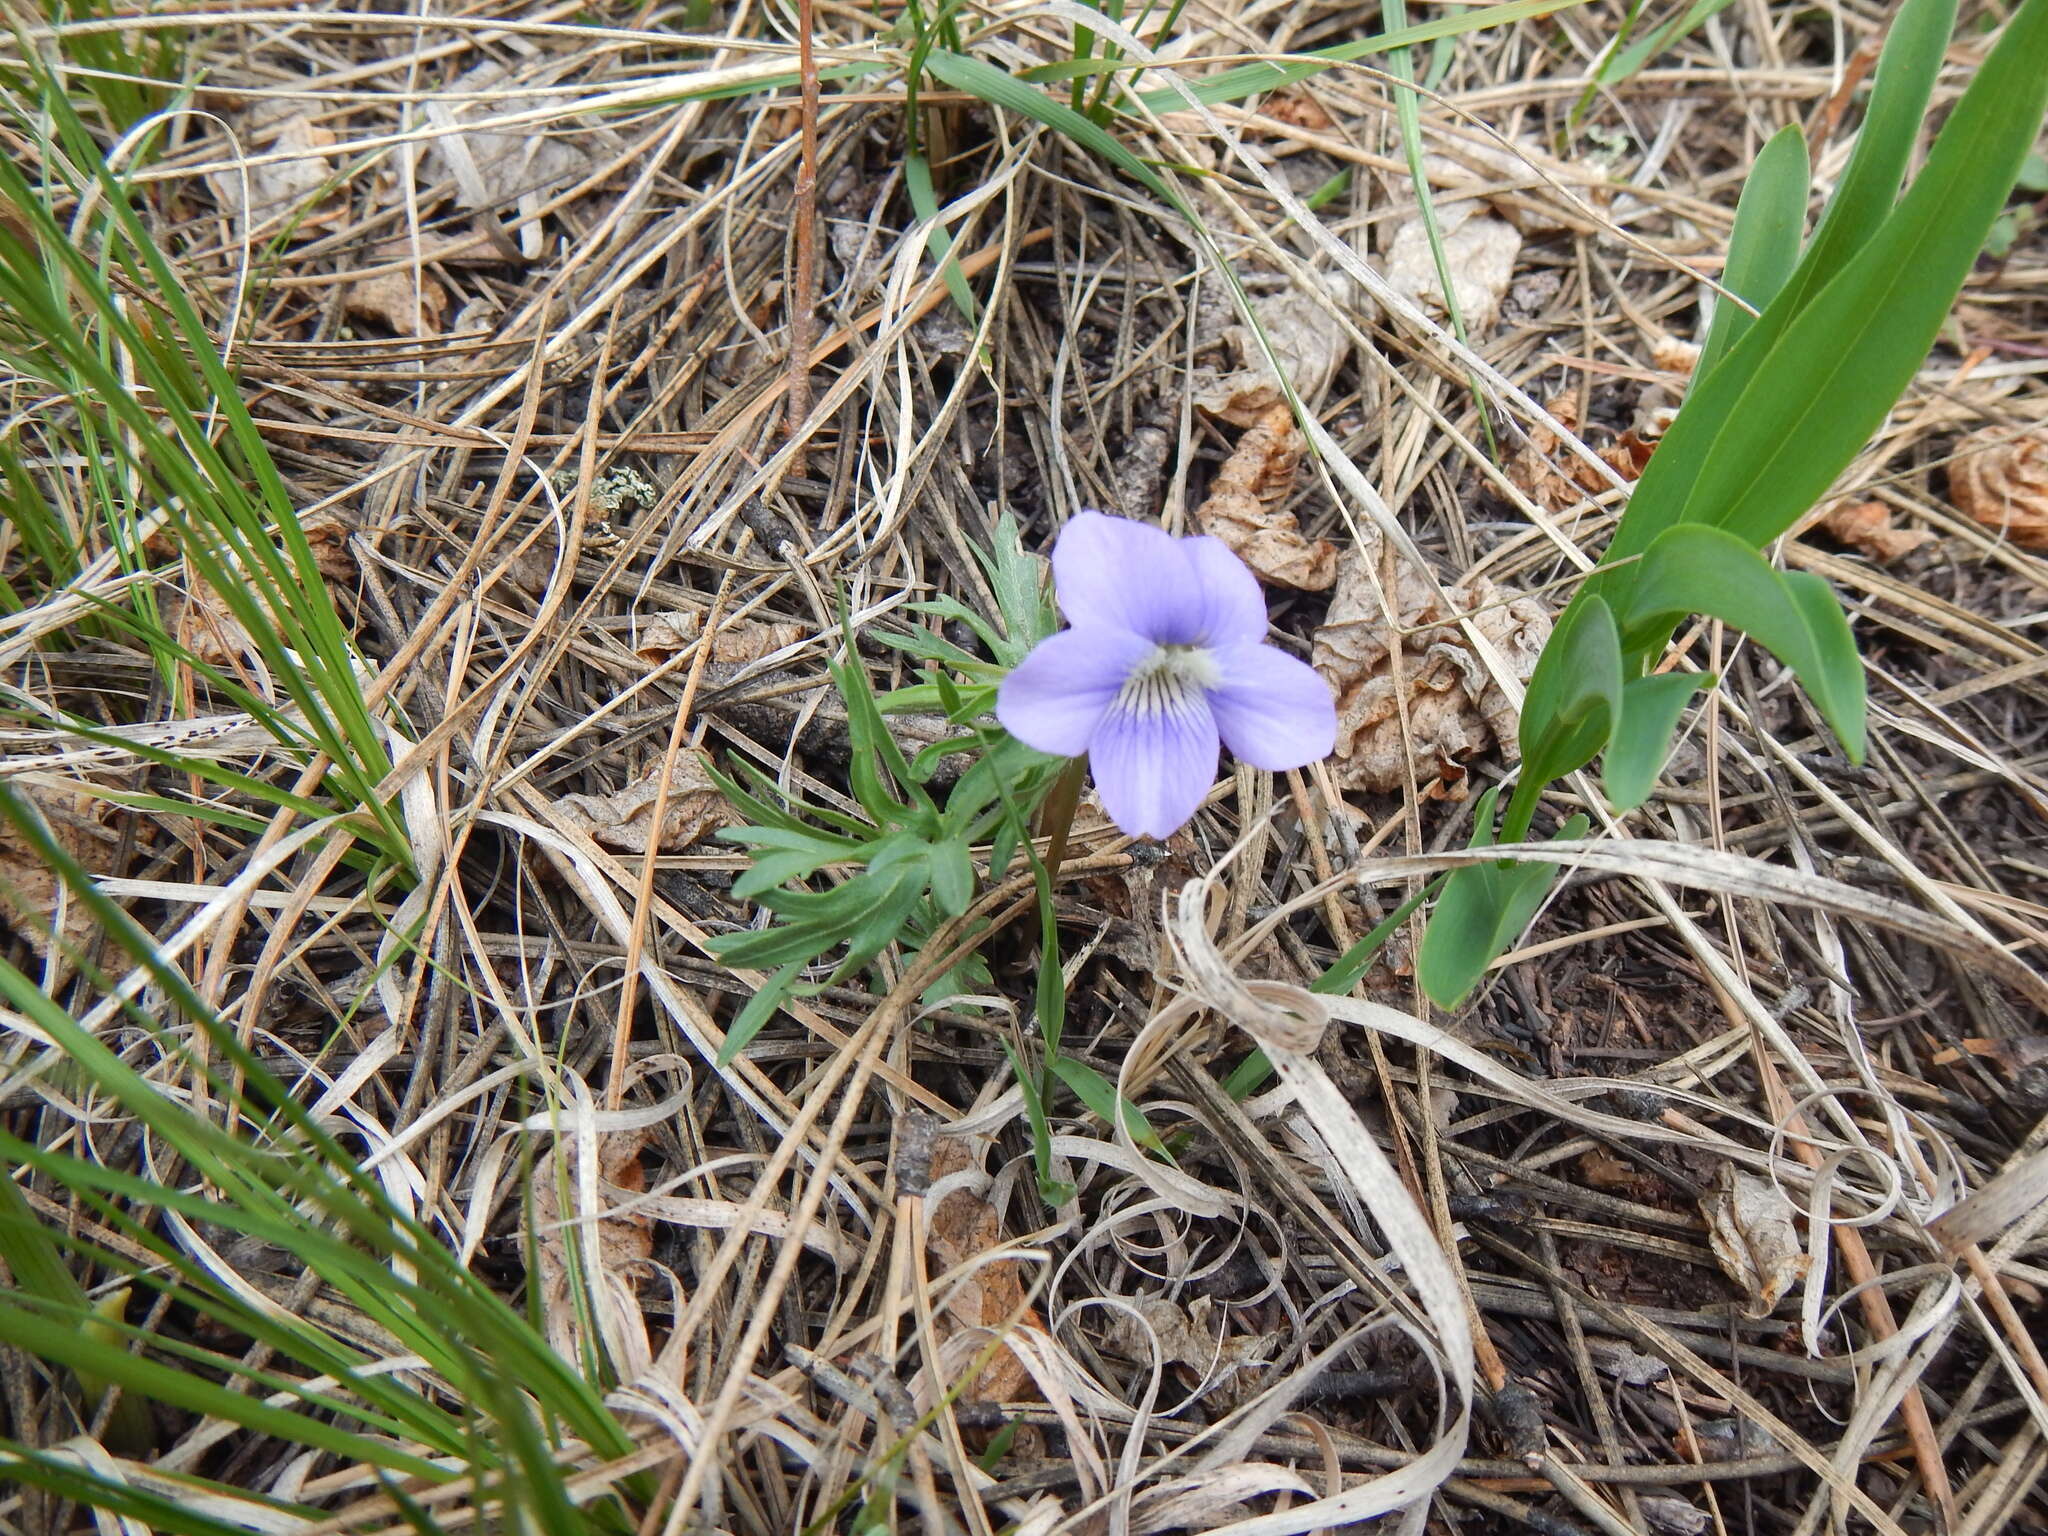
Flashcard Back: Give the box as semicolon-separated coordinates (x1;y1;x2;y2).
1116;643;1220;719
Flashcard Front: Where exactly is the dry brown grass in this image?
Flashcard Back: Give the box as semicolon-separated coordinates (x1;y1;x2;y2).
4;0;2048;1532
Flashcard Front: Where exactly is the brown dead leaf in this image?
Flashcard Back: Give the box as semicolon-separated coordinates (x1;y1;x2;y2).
424;61;613;257
160;588;263;674
1104;1295;1277;1408
1817;500;1933;563
208;107;341;238
531;1129;653;1375
1258;92;1334;132
928;1138;1043;1402
1701;1167;1808;1317
344;261;448;337
0;780;113;967
1193;404;1337;591
1649;334;1702;377
1507;394;1651;514
1192;288;1347;427
632;610;806;667
1312;554;1550;793
556;754;731;854
1382;201;1521;334
298;510;358;584
1949;428;2048;549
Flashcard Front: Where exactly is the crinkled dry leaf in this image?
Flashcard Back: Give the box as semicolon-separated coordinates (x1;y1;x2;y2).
1508;394;1649;514
1949;428;2048;549
1192;288;1348;427
161;588;264;674
1649;334;1702;376
1382;202;1522;334
1700;1166;1808;1318
1105;1294;1277;1405
1258;92;1335;132
298;509;358;584
1194;404;1337;590
0;780;113;967
556;754;730;853
208;107;340;237
1817;500;1933;563
424;61;612;256
927;1138;1043;1402
344;260;448;337
1311;554;1550;793
631;610;806;666
532;1130;653;1375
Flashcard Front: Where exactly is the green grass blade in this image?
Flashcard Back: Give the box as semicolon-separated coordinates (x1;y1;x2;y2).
1128;0;1589;112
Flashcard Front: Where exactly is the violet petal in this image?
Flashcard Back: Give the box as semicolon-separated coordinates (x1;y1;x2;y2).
1051;512;1210;645
1181;535;1270;647
1087;695;1221;839
1208;642;1337;771
996;625;1152;757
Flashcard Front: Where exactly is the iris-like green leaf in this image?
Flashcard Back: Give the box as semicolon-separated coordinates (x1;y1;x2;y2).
1696;125;1808;382
1602;671;1710;811
1621;524;1865;761
1418;792;1593;1009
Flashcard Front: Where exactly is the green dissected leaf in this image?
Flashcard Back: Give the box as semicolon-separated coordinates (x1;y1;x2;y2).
971;514;1057;661
1602;671;1710;811
723;825;866;899
1696;125;1808;382
927;837;975;918
872;626;983;671
1049;1056;1168;1153
1622;524;1865;761
1417;795;1593;1009
704;754;865;838
716;962;801;1067
834;655;921;825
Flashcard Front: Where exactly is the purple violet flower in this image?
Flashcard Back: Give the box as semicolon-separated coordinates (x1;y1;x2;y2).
997;511;1337;839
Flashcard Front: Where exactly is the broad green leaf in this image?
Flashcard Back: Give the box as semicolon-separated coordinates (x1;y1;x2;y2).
1417;810;1592;1009
1621;524;1865;760
1603;671;1709;811
1049;1056;1169;1153
1696;125;1808;382
716;962;800;1067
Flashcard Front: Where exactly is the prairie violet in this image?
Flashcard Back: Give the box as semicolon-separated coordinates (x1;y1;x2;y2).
997;512;1336;838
